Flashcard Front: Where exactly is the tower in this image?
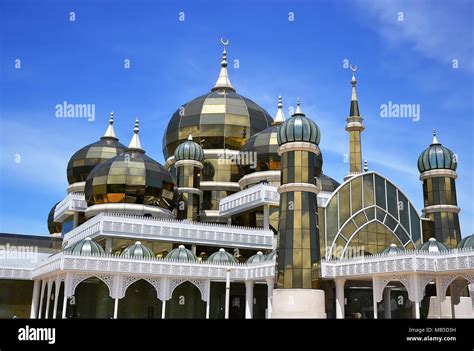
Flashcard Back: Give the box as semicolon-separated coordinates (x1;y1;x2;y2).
174;134;205;221
418;130;461;248
344;65;365;181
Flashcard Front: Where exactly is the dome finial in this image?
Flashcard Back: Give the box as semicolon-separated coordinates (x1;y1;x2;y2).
273;94;286;124
349;64;358;103
294;97;303;115
212;38;235;92
102;111;118;140
128;116;144;152
188;133;193;141
432;129;440;144
364;159;368;172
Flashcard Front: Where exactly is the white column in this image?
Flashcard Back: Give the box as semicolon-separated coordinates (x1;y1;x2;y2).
61;295;68;319
206;299;210;319
225;269;231;319
372;280;378;319
263;205;270;230
435;276;443;319
113;298;119;319
335;278;346;319
38;280;45;319
245;280;254;319
265;278;274;319
161;300;166;319
45;282;52;319
191;245;197;255
73;212;79;228
52;282;60;319
414;301;420;319
105;238;112;254
383;288;391;319
30;280;41;319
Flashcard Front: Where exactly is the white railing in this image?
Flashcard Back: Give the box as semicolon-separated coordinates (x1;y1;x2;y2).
321;248;474;278
54;192;87;222
219;183;279;216
0;267;32;279
30;252;276;281
63;212;274;250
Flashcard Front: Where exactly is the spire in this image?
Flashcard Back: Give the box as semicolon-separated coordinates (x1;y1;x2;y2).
432;129;440;144
273;95;286;125
127;117;144;152
294;97;304;115
212;38;236;92
188;133;193;141
101;111;118;140
349;64;360;117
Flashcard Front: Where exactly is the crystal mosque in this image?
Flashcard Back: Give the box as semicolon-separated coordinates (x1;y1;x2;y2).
0;41;473;319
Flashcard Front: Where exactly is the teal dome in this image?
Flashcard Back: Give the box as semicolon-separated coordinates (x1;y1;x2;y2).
381;244;405;255
457;234;474;249
207;248;238;264
65;237;105;255
417;131;457;173
120;241;155;259
265;250;277;261
419;237;449;252
277;101;320;146
246;251;265;264
165;245;197;261
174;134;204;163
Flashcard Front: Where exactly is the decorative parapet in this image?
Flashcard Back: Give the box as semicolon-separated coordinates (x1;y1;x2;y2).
54;192;87;222
321;248;474;278
63;212;274;250
219;183;279;216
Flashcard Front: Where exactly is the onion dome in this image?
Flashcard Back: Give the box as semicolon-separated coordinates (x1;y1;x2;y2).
277;99;321;146
85;118;178;210
67;112;126;184
207;248;238;264
162;40;273;159
47;202;62;235
120;241;155;259
239;96;285;174
457;234;474;249
164;245;197;261
265;250;277;261
320;173;340;193
65;237;105;255
174;134;204;163
419;237;449;252
417;130;457;173
246;251;265;264
381;243;405;255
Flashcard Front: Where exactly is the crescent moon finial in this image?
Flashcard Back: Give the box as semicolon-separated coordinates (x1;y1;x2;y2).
349;64;357;72
221;38;229;47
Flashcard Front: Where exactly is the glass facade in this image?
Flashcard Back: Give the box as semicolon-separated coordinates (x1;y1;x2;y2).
322;173;422;259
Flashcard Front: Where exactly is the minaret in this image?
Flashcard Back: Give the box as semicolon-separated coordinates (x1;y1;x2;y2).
212;38;236;92
272;99;326;318
174;134;205;221
344;65;365;181
418;129;461;248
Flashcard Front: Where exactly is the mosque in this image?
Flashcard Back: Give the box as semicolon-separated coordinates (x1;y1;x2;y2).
0;41;472;319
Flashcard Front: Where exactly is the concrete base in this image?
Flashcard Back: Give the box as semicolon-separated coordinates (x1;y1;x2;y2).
427;297;473;319
271;289;326;319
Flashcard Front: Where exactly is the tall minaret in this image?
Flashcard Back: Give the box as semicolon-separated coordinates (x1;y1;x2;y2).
418;129;461;248
344;65;365;181
174;134;205;221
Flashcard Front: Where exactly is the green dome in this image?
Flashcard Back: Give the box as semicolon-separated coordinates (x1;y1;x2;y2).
120;241;155;259
165;245;197;261
265;250;277;261
207;248;238;264
65;237;105;255
417;131;457;173
419;237;449;252
277;101;320;146
174;134;204;162
246;251;265;264
457;234;474;249
47;202;62;235
381;244;405;255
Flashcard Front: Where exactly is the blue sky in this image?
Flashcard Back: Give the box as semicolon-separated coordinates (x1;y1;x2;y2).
0;0;472;237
